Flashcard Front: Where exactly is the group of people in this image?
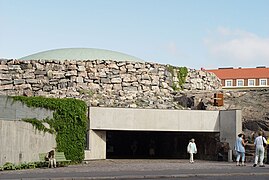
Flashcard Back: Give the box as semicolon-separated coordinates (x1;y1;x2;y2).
235;131;268;167
187;131;268;165
46;133;267;166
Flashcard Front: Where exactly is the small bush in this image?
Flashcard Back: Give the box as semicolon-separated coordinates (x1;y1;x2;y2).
1;162;39;171
35;161;48;168
3;162;15;170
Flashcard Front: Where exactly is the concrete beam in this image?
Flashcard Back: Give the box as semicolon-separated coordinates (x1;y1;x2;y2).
89;107;220;132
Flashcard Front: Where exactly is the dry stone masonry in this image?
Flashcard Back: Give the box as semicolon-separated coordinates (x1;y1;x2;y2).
0;59;221;109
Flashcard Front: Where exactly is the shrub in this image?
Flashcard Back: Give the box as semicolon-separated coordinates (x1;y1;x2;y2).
3;162;15;170
166;65;188;90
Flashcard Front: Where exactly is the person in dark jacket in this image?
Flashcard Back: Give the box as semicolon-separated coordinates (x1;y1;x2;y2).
47;149;56;168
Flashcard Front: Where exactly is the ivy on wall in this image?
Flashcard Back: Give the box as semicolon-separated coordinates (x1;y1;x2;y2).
167;65;188;90
178;66;188;88
22;118;54;134
12;96;87;163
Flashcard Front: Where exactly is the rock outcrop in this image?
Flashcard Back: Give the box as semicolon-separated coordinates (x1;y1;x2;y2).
181;89;269;134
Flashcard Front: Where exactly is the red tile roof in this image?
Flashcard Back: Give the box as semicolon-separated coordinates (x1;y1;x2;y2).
206;67;269;79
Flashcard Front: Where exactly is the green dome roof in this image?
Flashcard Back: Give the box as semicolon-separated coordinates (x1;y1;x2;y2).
20;48;143;62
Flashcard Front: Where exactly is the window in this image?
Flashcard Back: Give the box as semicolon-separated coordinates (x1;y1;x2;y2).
248;79;255;86
259;79;267;86
236;79;244;87
225;80;233;87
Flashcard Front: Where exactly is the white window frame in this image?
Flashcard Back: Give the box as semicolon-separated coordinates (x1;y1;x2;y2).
259;79;267;86
236;79;244;87
225;79;233;87
248;79;255;86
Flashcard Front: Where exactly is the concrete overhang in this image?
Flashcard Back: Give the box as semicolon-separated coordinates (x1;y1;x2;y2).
89;107;220;132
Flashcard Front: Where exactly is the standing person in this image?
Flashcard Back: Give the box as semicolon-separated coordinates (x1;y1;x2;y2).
234;133;248;166
187;138;197;163
130;141;138;156
47;149;56;168
253;131;267;167
148;139;156;157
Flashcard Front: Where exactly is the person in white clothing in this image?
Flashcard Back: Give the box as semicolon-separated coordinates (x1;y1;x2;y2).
187;138;197;163
253;131;267;167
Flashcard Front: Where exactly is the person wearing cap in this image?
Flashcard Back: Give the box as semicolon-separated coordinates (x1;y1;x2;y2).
187;138;197;163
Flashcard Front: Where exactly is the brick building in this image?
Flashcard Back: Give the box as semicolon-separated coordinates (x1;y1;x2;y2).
206;67;269;89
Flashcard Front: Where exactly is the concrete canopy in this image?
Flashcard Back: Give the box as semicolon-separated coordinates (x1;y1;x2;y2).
85;107;242;160
19;48;144;62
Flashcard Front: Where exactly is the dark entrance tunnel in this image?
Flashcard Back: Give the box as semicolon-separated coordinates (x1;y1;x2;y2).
106;131;221;160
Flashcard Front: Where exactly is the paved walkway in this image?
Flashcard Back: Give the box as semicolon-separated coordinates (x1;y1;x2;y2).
1;159;269;179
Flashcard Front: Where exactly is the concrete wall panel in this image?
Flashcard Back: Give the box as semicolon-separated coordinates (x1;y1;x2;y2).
219;109;242;161
0;96;56;165
85;130;106;160
0;96;53;121
0;120;56;166
90;107;220;132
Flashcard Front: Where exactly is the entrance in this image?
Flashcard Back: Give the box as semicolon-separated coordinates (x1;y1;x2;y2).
106;131;220;160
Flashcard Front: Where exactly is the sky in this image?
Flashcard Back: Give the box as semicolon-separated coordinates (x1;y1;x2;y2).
0;0;269;69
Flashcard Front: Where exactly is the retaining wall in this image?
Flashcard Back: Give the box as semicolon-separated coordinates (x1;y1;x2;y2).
0;59;221;109
0;96;55;166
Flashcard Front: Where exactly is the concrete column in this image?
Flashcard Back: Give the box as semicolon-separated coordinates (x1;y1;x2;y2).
219;110;242;162
84;130;106;160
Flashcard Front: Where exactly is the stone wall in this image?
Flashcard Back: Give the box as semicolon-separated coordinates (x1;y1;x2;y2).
0;59;221;109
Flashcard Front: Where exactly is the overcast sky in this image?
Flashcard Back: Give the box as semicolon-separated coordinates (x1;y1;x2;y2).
1;0;269;69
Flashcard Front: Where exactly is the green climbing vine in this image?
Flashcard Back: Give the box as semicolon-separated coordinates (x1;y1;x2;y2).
22;118;54;134
167;65;188;90
11;96;87;163
178;66;188;88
